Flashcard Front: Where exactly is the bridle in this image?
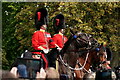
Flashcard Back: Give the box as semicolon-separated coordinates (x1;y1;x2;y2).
74;33;93;50
59;50;91;73
58;32;99;73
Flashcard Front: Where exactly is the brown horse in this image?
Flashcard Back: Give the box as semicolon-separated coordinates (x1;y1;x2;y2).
74;44;107;80
57;31;106;80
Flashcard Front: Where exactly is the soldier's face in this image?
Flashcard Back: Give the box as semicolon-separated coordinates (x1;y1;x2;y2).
43;25;47;30
60;29;65;34
41;25;47;30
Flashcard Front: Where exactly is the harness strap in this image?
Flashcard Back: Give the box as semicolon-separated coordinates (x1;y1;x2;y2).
77;60;91;73
59;51;90;72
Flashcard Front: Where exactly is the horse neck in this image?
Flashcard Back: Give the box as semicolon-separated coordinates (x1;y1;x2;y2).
69;41;92;71
78;51;93;72
74;51;92;79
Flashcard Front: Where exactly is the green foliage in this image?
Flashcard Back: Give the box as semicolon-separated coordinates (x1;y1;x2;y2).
2;2;120;70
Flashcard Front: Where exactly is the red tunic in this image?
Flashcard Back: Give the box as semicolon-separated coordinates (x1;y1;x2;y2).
51;34;68;48
32;30;51;51
32;30;53;69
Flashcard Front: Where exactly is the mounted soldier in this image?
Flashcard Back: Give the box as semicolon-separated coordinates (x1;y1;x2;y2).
32;8;54;69
50;14;68;50
48;14;68;69
10;8;56;78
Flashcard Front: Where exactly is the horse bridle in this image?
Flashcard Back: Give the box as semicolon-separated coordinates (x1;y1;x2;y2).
58;33;97;73
59;50;91;73
74;33;93;50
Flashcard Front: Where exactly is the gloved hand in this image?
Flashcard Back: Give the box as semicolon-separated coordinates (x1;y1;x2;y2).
43;49;49;54
57;47;62;51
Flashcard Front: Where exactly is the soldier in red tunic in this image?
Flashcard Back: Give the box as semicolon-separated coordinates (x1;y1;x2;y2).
32;8;54;69
50;14;68;50
47;14;68;68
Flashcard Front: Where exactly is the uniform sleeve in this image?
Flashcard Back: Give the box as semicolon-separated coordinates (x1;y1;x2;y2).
32;32;40;50
52;35;58;44
49;35;58;48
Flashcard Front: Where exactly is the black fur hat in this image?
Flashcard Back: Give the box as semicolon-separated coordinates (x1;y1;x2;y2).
35;8;48;30
53;14;66;33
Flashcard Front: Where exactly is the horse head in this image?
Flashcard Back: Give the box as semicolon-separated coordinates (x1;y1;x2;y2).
60;32;95;66
59;31;109;79
73;32;109;66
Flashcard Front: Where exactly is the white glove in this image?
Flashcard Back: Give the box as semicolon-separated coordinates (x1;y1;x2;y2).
43;49;49;54
57;47;62;51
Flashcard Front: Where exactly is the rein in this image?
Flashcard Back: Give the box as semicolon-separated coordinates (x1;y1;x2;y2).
59;50;90;73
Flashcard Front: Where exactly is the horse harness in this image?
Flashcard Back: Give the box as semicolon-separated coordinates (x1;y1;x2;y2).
58;32;101;73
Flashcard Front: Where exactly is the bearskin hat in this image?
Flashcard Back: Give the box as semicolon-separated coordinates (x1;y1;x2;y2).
53;14;66;33
35;8;48;30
